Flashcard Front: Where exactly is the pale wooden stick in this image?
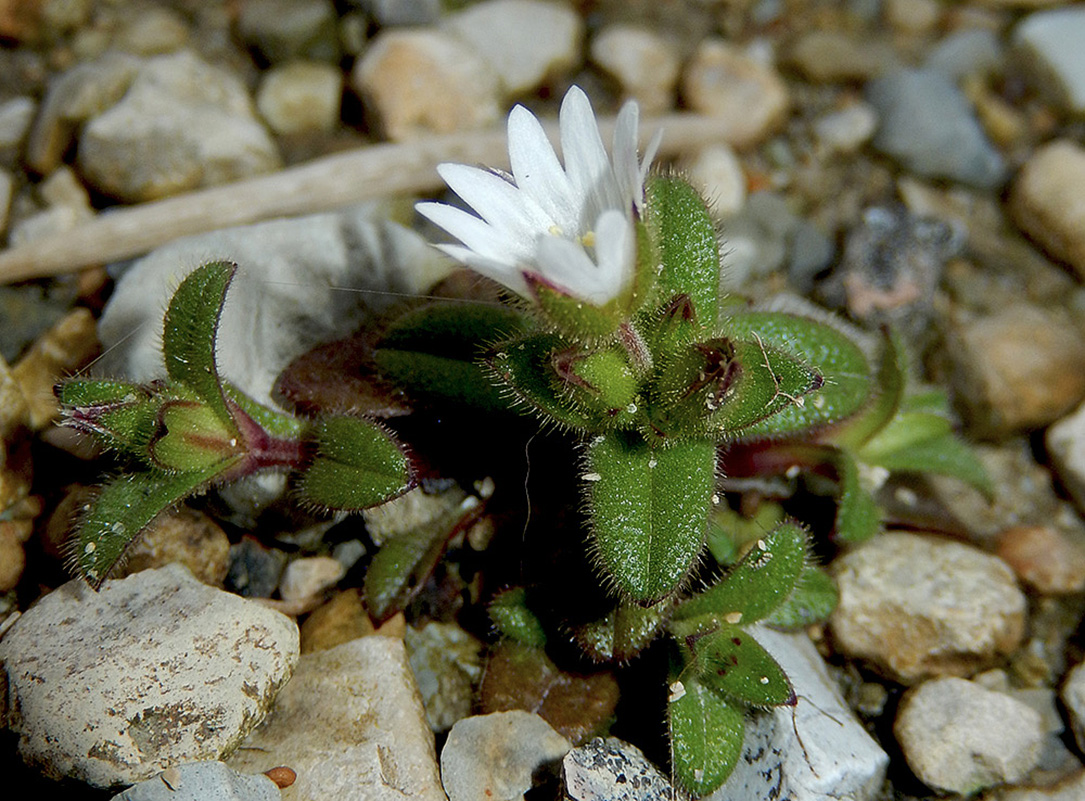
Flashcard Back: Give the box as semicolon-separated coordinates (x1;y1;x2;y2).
0;112;757;284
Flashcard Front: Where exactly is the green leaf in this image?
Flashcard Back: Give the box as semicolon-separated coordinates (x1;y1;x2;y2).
829;331;905;450
668;677;745;796
58;379;159;456
690;625;794;707
705;501;786;566
722;311;874;439
586;432;716;602
161;260;238;429
489;587;547;647
298;415;412;510
645;176;720;324
71;464;233;588
375;302;530;412
150;399;243;472
573;599;669;662
834;451;881;543
763;566;838;629
674;521;809;625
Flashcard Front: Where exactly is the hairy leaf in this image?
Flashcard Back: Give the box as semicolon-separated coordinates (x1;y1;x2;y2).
690;625;794;707
573;599;669;662
58;379;159;456
668;677;745;796
763;566;838;628
587;432;716;602
834;451;881;543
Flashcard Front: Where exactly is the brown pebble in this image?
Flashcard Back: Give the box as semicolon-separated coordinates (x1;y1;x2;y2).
996;525;1085;595
0;522;26;591
264;766;296;788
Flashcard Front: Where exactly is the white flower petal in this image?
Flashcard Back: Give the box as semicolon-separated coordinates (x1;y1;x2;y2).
559;87;622;221
417;201;531;264
507;105;577;232
637;129;664;213
534;235;602;301
434;244;530;297
437;163;554;244
612;100;640;212
593;209;635;292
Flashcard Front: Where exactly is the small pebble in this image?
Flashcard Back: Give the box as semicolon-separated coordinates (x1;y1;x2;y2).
12;307;99;430
830;532;1027;683
996;525;1085;595
113;6;190;55
352;28;501;141
299;588;374;653
0;96;35;164
236;0;339;64
563;737;674;801
441;711;571;801
111;761;282;801
812;101;878;155
895;677;1044;794
786;30;895;83
278;555;345;602
444;0;583;98
590;24;680;115
682;38;789;145
405;621;484;732
685;144;746;218
0;520;25;591
256;60;342;135
366;0;442;26
1010;139;1085;281
117;508;232;586
1012;6;1085;114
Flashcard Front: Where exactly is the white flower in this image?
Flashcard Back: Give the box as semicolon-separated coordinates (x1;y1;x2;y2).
417;86;661;306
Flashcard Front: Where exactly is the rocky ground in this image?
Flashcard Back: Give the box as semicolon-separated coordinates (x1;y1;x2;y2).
3;1;1085;799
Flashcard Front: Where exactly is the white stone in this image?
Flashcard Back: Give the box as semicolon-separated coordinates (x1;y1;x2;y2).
0;565;299;788
707;628;888;801
895;677;1044;794
1013;6;1085;114
812;101;878;154
441;710;571;801
78;50;281;202
256;60;342;135
444;0;583;97
352;28;501;141
1011;139;1085;281
0;96;36;158
228;636;446;801
685;144;746;218
279;556;345;602
1047;401;1085;515
111;762;281;801
829;532;1027;683
590;24;680;115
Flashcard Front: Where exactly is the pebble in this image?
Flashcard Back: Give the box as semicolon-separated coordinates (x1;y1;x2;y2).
228;636;447;801
829;532;1027;683
0;519;25;590
365;0;442;27
236;0;339;64
0;565;299;787
25;51;140;175
925;28;1003;82
96;202;450;414
77;50;281;202
362;485;468;547
299;588;375;653
113;5;190;56
589;24;680;115
997;525;1085;595
227;537;287;599
811;100;878;155
1060;660;1085;754
865;67;1007;189
685;144;746;218
895;677;1044;794
0;167;12;234
941;303;1085;437
983;770;1085;801
256;60;342;135
352;28;501;141
111;762;281;801
785;30;896;83
404;621;484;732
440;710;571;801
278;555;345;602
116;508;232;587
1010;139;1085;281
885;0;943;36
9;164;94;246
0;95;35;165
444;0;583;98
708;628;888;801
681;38;789;144
562;737;674;801
1048;402;1085;514
1012;6;1085;114
11;306;98;430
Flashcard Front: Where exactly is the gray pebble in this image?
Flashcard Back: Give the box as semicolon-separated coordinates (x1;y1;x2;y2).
1013;6;1085;115
563;737;674;801
112;762;281;801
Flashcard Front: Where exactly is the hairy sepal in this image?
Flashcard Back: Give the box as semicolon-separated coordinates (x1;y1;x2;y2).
57;379;159;457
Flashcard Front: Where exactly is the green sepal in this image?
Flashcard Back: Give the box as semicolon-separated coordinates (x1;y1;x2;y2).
723;311;875;440
71;463;233;588
673;521;808;626
490;332;627;432
573;599;669;662
489;587;547;647
161;260;238;431
57;379;160;456
586;432;716;602
707;339;823;438
763;566;838;629
150;399;243;473
531;281;627;341
668;677;745;796
298;415;412;511
644;176;720;324
689;625;794;707
374;302;530;412
834;451;881;543
563;346;639;418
